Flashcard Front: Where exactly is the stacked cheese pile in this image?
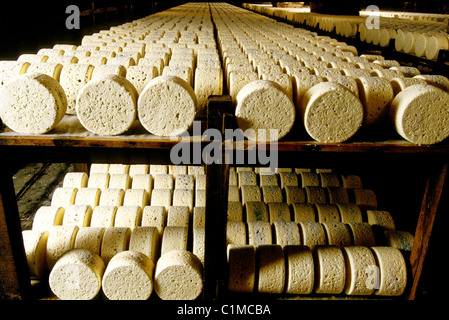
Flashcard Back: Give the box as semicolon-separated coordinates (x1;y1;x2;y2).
226;166;412;296
22;163;207;300
0;2;222;137
211;3;449;145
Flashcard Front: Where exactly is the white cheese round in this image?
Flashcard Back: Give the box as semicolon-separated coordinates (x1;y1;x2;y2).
74;188;101;208
154;250;203;300
227;244;255;293
22;230;49;278
87;173;110;189
76;74;138;136
123;189;149;208
99;188;125;207
126;65;157;94
0;72;67;134
299;82;363;142
371;246;407;296
235;80;296;142
167;206;190;227
62;205;93;227
343;246;376;295
102;250;155;300
32;206;65;232
226;221;247;245
141;206;167;237
160;226;188;256
49;248;105;300
129;226;159;262
73;227;105;255
138;75;197;136
193;227;205;264
51;187;78;207
46;225;79;270
257;244;285;294
315;246;346;294
284;245;314;294
390;84;449;144
114;206;143;228
59;63;94;114
100;227;131;265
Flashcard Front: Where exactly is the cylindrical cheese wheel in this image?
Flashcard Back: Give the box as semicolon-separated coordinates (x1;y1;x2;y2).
195;189;206;207
175;174;194;190
350;188;377;211
108;164;130;174
299;82;363;142
326;187;349;204
73;227;105;255
340;174;362;189
384;231;414;251
235;80;295;142
90;206;117;228
100;227;131;265
305;186;326;204
425;34;449;60
63;172;88;188
129;164;150;177
102;250;155;300
150;189;173;209
138;75;197;137
160;226;188;256
268;202;291;222
90;163;109;174
74;188;101;208
247;221;272;246
228;185;240;202
154;174;174;189
131;174;152;194
90;64;127;79
355;76;394;127
62;205;93;227
246;201;269;222
390;84;449;145
167;206;190;227
226;221;247;245
126;65;158;94
262;186;284;203
0;72;67;134
87;173;110;189
193;207;205;228
59;63;94;114
314;246;346;294
273;221;301;247
238;170;257;186
415;74;449;92
336;203;363;223
227;201;243;222
99;188;125;207
193;227;205;264
292;203;316;222
371;247;407;296
315;204;340;222
367;210;396;231
299;222;326;249
322;222;352;246
124;223;158;265
32;206;65;231
343;246;376;295
46;225;79;270
227;244;255;293
154;250;203;300
278;172;297;189
284;186;306;204
141;206;167;237
123;189;149;208
228;71;258;101
259;173;278;187
241;185;262;205
300;172;320;187
76;74;138;136
390;77;427;96
172;189;194;211
284;245;314;294
194;67;223;109
49;248;105;300
22;230;49;278
347;222;376;247
257;244;285;294
108;174;131;190
114;206;142;228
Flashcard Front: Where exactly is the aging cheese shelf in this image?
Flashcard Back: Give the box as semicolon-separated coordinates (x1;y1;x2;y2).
0;96;447;301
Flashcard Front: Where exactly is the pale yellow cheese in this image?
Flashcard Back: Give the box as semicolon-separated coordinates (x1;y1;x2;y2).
22;230;49;278
273;221;300;247
73;227;105;255
292;203;316;222
129;226;159;262
268;202;291;222
257;244;285;294
32;206;65;232
87;173;110;189
123;189;149;208
284;245;314;294
90;206;117;228
367;210;396;231
99;188;125;207
247;221;272;246
261;186;283;203
284;186;306;204
141;206;167;237
193;227;205;264
160;226;188;256
100;227;131;265
322;222;352;246
226;221;247;245
114;206;143;228
167;206;190;227
347;222;376;247
246;201;269;222
298;222;326;249
227;201;243;221
62;205;93;227
74;188;101;208
343;246;376;295
371;246;407;296
315;246;346;294
227;244;255;293
46;225;79;270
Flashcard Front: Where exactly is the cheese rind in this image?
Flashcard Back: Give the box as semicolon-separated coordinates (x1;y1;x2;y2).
284;245;314;294
137;75;197;137
0;72;67;134
100;227;131;265
49;248;105;300
102;250;155;300
22;230;49;278
371;247;407;296
343;246;376;295
257;244;285;294
227;244;255;292
129;226;159;262
46;225;79;270
154;250;203;300
315;246;346;294
76;74;137;136
32;206;65;231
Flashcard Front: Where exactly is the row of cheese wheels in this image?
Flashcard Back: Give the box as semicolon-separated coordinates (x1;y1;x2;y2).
23;224;203;300
228;244;407;296
211;3;449;144
242;3;449;61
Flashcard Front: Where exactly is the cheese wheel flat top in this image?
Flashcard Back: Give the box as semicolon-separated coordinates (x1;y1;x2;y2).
62;205;93;227
343;246;376;295
390;84;449;145
299;82;363;143
129;226;159;262
154;250;203;300
257;244;285;294
315;246;346;294
0;72;67;134
46;225;79;270
32;206;65;232
138;75;197;137
226;221;247;245
76;74;137;136
100;227;131;265
49;248;105;300
284;245;314;294
73;227;105;255
371;246;407;296
235;80;296;142
227;244;255;292
102;250;154;300
22;230;49;278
